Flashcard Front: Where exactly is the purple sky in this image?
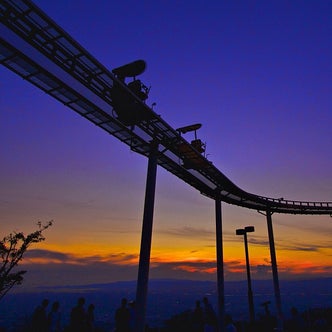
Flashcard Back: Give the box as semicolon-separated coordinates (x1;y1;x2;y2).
1;0;331;288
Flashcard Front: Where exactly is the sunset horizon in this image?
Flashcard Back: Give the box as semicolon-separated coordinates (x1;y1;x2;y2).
1;3;331;328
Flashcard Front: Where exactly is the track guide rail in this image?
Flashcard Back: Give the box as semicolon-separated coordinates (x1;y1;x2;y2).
1;0;331;215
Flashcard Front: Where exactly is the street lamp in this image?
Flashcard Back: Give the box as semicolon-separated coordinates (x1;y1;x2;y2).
236;226;255;323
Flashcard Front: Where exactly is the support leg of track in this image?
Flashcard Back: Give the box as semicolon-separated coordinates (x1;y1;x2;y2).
215;198;225;332
266;209;283;330
135;141;158;332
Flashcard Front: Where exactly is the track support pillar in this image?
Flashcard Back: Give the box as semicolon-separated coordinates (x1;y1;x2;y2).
215;198;225;332
135;141;158;332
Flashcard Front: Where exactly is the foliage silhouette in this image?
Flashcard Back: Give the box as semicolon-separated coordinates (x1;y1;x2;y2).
0;221;53;300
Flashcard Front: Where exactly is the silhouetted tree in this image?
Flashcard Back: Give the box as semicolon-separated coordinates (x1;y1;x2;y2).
0;221;52;300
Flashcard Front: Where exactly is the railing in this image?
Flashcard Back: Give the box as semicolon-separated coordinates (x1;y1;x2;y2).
1;0;331;215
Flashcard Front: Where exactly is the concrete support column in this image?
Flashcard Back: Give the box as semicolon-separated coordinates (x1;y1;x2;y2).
135;141;158;332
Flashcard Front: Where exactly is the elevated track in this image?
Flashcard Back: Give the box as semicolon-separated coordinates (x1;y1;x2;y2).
1;0;331;215
1;2;331;332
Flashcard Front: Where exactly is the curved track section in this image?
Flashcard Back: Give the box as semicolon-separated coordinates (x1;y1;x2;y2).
1;0;331;215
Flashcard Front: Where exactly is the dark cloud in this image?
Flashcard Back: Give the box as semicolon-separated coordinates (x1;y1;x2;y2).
20;249;245;288
243;236;329;253
26;249;72;261
19;248;332;291
275;240;332;252
279;245;319;252
20;261;138;288
276;218;332;236
160;226;214;239
248;237;270;246
225;234;270;246
24;249;138;265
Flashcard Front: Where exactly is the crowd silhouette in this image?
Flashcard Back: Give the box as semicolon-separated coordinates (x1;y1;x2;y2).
163;299;332;332
6;296;331;332
29;297;95;332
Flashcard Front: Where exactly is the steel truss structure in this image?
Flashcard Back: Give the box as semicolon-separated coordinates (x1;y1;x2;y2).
1;2;331;332
1;0;331;215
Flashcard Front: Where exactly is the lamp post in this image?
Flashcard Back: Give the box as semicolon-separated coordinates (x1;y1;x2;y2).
236;226;255;323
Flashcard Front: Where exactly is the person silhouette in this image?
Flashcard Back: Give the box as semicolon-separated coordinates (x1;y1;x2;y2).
128;300;136;332
87;303;95;332
70;297;86;331
31;299;49;332
48;301;61;332
193;300;204;332
285;306;306;332
203;297;217;332
115;298;130;332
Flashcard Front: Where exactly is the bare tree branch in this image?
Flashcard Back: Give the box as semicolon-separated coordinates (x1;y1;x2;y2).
0;221;53;300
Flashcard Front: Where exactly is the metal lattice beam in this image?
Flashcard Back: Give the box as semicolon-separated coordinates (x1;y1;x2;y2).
1;0;331;215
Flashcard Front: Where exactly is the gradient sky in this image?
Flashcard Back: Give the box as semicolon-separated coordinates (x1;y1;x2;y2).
1;0;331;290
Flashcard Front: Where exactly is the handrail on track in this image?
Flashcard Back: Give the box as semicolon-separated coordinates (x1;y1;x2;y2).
0;0;331;215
